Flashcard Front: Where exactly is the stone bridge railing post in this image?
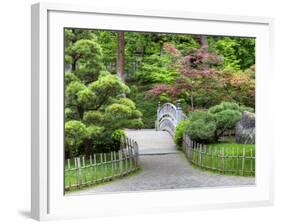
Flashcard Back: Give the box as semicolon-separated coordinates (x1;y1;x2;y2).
156;101;161;131
176;100;182;125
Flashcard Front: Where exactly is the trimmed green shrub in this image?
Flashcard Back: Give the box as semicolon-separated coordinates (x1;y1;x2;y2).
185;111;217;143
214;109;241;130
174;119;190;147
185;102;254;143
65;120;89;158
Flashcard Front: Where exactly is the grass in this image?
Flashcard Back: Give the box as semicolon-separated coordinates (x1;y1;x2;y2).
64;153;140;192
185;137;255;176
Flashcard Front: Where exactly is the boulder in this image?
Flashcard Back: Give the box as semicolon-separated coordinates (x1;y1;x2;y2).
235;111;255;144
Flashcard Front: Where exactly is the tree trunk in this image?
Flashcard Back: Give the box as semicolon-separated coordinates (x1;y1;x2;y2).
117;31;125;81
72;59;76;71
77;106;84;120
199;35;209;51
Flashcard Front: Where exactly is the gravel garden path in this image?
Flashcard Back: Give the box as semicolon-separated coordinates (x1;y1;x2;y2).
68;129;255;195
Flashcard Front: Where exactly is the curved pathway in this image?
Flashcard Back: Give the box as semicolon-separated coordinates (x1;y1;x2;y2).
69;129;255;195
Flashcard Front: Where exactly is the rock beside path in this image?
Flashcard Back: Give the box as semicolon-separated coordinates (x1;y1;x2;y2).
235;111;255;144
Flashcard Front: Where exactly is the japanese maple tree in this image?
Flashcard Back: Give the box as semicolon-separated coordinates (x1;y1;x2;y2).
147;42;223;110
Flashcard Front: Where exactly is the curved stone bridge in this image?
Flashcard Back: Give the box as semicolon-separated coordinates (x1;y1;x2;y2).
156;100;187;136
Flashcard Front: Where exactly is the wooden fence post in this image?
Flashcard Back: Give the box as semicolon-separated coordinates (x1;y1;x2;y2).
225;147;228;174
74;158;78;189
199;144;202;167
214;147;218;172
231;147;234;174
67;159;71;189
128;139;132;170
203;145;207;168
209;146;213;170
111;152;114;179
190;141;193;161
100;154;104;182
221;147;224;174
94;154;97;183
104;153;107;181
242;146;246;176
236;147;239;175
77;157;82;188
89;155;94;185
113;151;117;173
250;147;253;176
135;141;139;167
125;148;128;175
82;156;87;186
119;150;123;176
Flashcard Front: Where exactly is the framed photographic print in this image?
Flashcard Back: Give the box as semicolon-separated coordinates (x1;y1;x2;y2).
31;2;274;221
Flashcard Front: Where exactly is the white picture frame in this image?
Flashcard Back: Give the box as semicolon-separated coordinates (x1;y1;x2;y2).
31;2;274;221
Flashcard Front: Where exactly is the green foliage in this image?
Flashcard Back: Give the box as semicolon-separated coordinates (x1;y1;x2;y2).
136;54;180;84
64;71;142;156
83;111;105;125
88;74;130;105
65;108;77;121
111;129;126;141
104;99;144;129
174;120;190;146
185;102;253;143
239;105;254;113
214;109;241;130
65;81;89;118
65;120;89;158
65;29;105;83
208;101;240;114
127;85;158;128
210;37;255;71
65;72;80;85
95;31;118;73
186;111;217;143
105;103;133;119
64;28;255;157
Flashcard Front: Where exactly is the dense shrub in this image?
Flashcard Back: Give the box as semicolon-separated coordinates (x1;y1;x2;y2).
65;120;89;158
185;111;217;143
184;102;254;143
64;73;143;157
174;120;190;146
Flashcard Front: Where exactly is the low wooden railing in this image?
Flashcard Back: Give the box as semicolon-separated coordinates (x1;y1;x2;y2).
64;137;139;191
182;134;255;176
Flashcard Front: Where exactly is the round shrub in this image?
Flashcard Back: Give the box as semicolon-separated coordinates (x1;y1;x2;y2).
185;111;217;143
215;109;241;130
208;101;240;114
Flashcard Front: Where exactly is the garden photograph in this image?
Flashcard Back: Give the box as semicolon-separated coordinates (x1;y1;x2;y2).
64;28;256;195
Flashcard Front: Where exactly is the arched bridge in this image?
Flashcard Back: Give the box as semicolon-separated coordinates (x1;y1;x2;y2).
125;101;187;155
156;100;187;136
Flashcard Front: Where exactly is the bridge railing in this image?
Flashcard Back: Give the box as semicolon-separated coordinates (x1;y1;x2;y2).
156;100;187;136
